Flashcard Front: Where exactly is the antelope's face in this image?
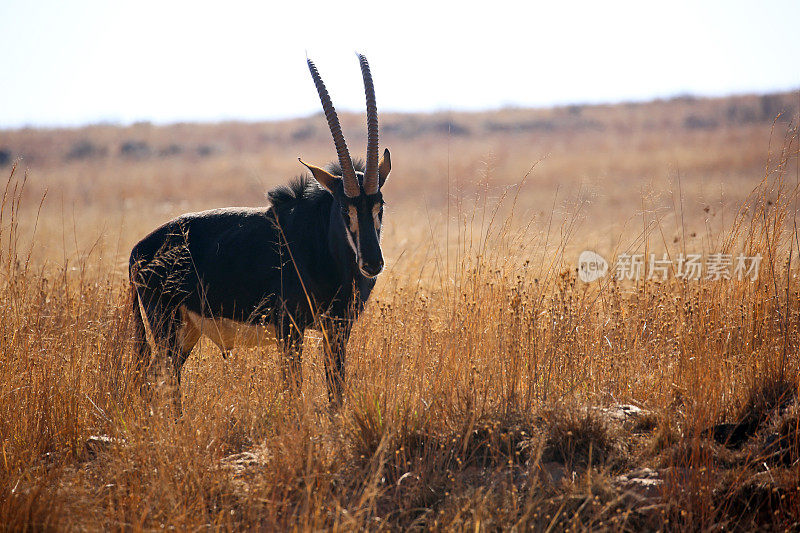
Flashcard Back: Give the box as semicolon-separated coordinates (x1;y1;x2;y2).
340;180;385;278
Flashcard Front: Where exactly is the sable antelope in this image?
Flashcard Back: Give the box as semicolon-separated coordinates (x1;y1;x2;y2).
129;55;391;404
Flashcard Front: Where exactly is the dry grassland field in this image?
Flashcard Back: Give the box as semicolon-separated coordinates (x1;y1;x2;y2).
1;91;800;530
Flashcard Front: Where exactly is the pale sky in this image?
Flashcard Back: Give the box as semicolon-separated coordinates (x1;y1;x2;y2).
1;0;798;128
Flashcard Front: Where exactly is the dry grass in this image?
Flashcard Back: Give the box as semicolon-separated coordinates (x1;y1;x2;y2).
1;91;799;530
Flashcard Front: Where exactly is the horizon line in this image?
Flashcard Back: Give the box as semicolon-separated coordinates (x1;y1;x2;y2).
2;86;798;133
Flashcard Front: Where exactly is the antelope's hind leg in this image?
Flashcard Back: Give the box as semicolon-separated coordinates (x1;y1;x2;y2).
140;301;200;414
320;319;351;405
175;306;201;379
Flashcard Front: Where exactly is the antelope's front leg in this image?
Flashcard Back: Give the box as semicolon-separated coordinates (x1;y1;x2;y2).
321;319;351;405
278;322;304;393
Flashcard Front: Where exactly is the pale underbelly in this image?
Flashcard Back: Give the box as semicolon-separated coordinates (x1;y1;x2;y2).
179;306;277;353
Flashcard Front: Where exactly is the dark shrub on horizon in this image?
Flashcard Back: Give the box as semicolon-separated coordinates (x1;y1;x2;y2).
120;140;152;159
684;114;719;130
484;119;556;133
65;140;106;160
196;144;221;157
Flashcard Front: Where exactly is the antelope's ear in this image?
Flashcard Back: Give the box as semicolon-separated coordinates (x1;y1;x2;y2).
378;148;391;188
299;158;337;193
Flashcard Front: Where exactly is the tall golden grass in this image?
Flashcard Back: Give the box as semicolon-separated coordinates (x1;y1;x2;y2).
1;93;799;529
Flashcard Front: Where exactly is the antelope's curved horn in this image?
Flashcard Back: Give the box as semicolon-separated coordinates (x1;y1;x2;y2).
357;54;379;194
307;58;360;198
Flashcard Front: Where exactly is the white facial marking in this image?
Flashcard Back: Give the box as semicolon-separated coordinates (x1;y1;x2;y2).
344;228;358;258
344;205;360;259
348;206;359;234
372;204;382;230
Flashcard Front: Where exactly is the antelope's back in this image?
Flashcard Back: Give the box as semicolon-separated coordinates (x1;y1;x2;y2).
129;207;284;320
